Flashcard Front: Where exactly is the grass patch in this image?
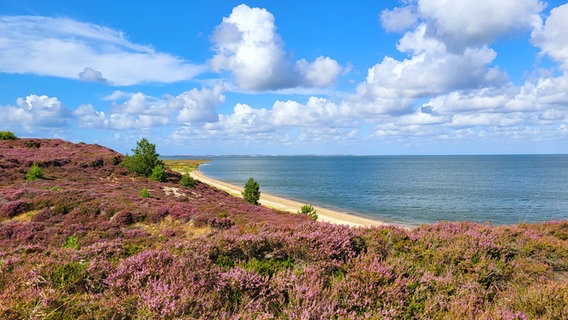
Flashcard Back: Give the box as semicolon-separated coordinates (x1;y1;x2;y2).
163;159;209;174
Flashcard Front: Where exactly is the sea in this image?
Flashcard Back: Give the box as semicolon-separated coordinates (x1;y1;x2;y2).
179;155;568;227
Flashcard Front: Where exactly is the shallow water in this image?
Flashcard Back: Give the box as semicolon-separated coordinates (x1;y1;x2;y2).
191;155;568;227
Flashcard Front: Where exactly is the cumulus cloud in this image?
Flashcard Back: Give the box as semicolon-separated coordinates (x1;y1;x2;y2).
169;85;225;123
380;6;418;32
296;56;342;87
0;16;205;85
210;4;342;91
75;87;226;130
79;67;110;84
353;25;507;117
532;3;568;70
417;0;544;51
75;100;170;131
0;94;72;131
351;0;544;119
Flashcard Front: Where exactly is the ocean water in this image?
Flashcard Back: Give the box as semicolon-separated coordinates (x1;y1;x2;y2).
196;155;568;227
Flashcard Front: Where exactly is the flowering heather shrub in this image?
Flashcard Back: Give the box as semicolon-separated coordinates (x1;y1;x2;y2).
0;200;29;218
209;217;235;229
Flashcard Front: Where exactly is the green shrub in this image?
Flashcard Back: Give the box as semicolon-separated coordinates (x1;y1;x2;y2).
63;236;81;250
180;173;196;188
0;131;17;140
242;177;260;205
122;138;164;177
241;257;295;276
25;163;44;181
217;210;229;218
299;204;318;221
150;164;167;182
50;262;88;293
140;188;150;198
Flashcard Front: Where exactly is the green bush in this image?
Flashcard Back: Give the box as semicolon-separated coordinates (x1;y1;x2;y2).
122;138;164;177
299;204;318;221
149;164;167;182
25;163;44;181
63;236;81;250
140;188;150;198
242;177;260;205
50;262;88;293
180;173;196;188
0;131;17;140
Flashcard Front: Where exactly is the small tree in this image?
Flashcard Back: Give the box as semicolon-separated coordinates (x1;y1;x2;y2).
299;204;318;221
0;131;17;140
242;177;260;205
122;138;164;177
25;163;44;181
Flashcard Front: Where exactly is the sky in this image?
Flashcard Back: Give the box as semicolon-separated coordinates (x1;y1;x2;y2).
1;0;567;155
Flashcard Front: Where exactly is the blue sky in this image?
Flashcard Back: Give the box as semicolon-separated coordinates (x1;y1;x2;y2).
1;0;567;155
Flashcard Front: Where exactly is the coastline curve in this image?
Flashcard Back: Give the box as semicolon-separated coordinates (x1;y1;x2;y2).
190;169;390;228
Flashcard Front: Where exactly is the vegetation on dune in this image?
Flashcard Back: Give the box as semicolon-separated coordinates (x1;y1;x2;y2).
180;173;196;188
243;177;261;205
1;138;567;319
0;131;17;140
25;163;44;181
121;138;165;179
299;203;318;221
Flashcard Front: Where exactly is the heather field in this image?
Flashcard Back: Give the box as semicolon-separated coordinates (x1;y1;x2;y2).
1;139;567;319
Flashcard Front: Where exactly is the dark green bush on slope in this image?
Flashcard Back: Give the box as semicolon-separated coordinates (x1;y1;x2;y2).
25;163;44;181
242;177;260;205
0;131;17;140
149;163;167;182
299;204;318;221
180;173;196;188
122;138;164;178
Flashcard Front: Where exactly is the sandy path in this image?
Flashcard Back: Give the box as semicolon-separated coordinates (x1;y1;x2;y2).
190;169;389;227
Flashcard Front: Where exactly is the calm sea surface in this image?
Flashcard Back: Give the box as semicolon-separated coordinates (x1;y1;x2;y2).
193;155;568;227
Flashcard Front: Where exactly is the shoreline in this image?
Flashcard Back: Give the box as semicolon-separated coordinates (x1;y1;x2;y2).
190;169;392;228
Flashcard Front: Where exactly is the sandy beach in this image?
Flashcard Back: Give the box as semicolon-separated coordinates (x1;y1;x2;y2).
190;169;389;227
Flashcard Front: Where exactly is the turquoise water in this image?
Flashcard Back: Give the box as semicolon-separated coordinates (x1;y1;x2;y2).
193;155;568;227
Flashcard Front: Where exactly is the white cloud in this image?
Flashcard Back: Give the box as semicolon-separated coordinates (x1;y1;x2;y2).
0;95;72;131
0;16;205;85
350;0;544;121
353;24;507;114
74;104;106;128
79;67;110;84
296;56;342;87
210;4;342;91
75;87;226;130
380;6;418;32
418;0;544;51
532;3;568;70
169;85;225;123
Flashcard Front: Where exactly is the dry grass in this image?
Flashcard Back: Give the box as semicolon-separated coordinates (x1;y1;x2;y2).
135;216;211;239
6;210;40;222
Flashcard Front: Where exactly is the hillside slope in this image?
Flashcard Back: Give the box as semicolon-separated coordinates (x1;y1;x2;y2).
1;139;567;319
